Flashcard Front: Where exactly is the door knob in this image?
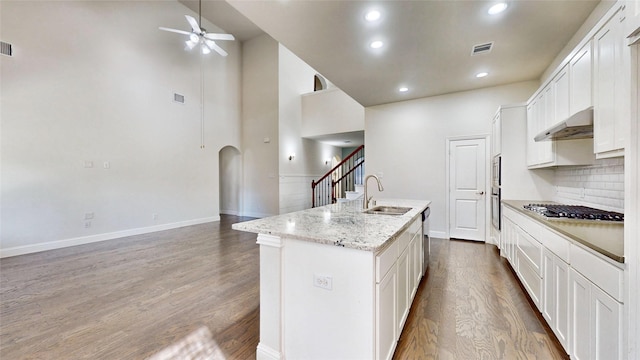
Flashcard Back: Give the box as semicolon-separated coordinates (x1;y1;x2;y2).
477;191;485;195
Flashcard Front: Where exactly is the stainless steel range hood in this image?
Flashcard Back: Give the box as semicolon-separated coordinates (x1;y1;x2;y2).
534;107;593;141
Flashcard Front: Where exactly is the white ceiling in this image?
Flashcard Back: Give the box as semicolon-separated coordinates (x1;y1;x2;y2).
190;0;604;108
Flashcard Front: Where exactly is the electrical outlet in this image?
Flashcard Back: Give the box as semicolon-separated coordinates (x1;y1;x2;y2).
84;212;94;220
313;274;332;290
85;221;91;228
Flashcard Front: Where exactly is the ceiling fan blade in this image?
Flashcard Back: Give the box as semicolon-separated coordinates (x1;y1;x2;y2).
159;27;191;36
185;15;202;33
203;33;235;41
205;40;228;57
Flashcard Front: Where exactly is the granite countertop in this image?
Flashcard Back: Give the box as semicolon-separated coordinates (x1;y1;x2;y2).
502;200;624;263
232;199;431;253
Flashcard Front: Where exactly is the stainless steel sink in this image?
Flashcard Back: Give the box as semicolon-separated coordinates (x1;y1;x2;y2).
363;206;412;216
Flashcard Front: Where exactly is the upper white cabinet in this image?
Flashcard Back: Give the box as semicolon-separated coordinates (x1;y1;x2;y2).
492;112;501;157
569;40;593;114
594;5;630;158
553;65;570;125
627;0;640;43
527;85;593;169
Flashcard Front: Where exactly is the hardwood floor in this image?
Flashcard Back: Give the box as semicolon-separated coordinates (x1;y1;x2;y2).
1;216;260;359
1;217;567;359
393;238;568;360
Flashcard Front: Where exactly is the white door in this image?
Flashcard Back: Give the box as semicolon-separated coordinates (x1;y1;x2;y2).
449;138;486;241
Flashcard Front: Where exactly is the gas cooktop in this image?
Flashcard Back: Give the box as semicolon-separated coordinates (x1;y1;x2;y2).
523;204;624;222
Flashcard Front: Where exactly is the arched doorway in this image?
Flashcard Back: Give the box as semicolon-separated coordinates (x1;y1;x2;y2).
219;146;242;215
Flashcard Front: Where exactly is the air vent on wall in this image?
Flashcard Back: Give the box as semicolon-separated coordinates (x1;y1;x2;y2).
174;93;185;104
471;42;493;56
1;41;13;57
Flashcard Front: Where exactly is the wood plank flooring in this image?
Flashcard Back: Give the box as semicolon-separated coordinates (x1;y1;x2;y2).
1;217;567;359
1;216;260;359
393;238;568;360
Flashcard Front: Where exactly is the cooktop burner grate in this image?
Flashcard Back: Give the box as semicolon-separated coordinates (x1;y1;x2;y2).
523;204;624;221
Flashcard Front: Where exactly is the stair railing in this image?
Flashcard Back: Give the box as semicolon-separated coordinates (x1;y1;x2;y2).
311;145;365;207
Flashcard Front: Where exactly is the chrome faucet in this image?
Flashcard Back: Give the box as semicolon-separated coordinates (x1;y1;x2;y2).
363;174;384;209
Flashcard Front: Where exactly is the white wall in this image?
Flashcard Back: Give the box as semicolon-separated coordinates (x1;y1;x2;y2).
278;45;341;214
365;81;538;238
301;88;365;138
241;34;280;218
0;1;241;256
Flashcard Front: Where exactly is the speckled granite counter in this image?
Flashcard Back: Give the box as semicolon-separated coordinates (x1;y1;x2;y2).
232;199;430;252
502;200;624;263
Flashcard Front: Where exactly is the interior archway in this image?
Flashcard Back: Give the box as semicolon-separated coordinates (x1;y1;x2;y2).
219;146;242;216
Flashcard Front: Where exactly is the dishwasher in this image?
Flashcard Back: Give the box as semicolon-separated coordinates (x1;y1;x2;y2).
422;207;430;276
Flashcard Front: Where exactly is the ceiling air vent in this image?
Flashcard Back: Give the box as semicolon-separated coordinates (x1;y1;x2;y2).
173;93;185;104
471;42;493;56
1;41;13;57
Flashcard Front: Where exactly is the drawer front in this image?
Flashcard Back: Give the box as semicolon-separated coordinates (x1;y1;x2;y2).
539;227;570;263
517;249;543;310
503;207;542;239
570;244;624;302
376;241;398;283
516;228;542;276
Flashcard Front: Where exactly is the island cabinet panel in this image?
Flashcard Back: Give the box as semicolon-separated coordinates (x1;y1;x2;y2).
396;244;411;334
376;267;397;360
282;238;375;359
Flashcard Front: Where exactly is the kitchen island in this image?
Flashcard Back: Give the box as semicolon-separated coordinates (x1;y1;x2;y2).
232;199;431;360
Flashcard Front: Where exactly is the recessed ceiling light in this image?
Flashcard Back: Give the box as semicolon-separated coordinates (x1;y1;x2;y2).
476;72;489;78
488;3;508;15
370;40;383;49
365;10;381;22
399;87;409;92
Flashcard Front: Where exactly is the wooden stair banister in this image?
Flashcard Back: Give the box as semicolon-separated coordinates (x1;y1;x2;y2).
311;145;365;207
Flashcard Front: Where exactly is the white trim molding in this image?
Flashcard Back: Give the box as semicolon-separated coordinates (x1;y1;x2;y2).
0;216;220;258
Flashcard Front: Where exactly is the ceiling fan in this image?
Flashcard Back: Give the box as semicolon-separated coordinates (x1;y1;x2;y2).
159;0;235;56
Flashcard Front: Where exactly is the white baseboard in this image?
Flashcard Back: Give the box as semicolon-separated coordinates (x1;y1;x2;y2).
429;230;446;239
241;211;276;219
220;209;240;216
256;343;281;360
0;216;220;258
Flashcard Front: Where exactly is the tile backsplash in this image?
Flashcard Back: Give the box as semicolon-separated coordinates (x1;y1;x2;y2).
554;158;624;212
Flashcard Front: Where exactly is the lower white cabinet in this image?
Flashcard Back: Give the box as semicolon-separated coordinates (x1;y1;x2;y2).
375;217;423;360
376;266;397;360
502;206;624;360
569;268;623;360
396;244;410;334
542;249;570;351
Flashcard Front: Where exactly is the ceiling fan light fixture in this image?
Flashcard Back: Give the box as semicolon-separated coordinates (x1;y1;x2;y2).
185;39;197;50
201;45;211;54
189;33;199;43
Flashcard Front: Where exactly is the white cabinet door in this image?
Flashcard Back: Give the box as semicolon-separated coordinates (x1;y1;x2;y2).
553;65;570;126
376;267;397;360
526;103;537;167
570;268;591;360
569;267;623;360
594;5;629;158
570;40;593;114
492;112;501;157
591;286;622;360
410;232;421;299
554;258;570;351
543;249;570;352
396;245;410;333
